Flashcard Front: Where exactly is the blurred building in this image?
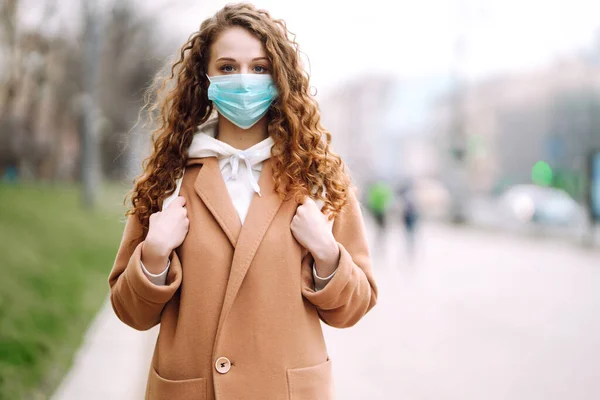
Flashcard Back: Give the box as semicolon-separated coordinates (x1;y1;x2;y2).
320;75;445;188
434;48;600;200
318;75;395;188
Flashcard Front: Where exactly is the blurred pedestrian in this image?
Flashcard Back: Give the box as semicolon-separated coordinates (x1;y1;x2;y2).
366;180;394;245
400;187;419;259
107;4;377;400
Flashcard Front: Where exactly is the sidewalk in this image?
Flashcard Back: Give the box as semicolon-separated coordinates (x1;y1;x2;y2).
51;300;158;400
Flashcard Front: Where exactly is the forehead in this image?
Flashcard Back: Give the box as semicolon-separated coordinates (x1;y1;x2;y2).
210;26;266;60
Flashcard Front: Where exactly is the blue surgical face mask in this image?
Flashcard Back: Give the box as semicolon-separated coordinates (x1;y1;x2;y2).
207;74;278;130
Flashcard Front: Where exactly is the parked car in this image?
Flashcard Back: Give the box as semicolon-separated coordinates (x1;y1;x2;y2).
498;184;585;227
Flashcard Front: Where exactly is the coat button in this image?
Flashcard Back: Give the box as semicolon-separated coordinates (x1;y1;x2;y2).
215;357;231;374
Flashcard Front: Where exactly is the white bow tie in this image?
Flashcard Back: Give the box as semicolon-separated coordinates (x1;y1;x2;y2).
162;118;274;210
216;146;271;196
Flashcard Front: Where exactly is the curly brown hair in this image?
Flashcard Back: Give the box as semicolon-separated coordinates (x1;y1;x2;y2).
126;3;350;237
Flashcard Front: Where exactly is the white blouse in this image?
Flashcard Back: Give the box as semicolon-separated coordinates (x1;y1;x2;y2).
141;118;336;290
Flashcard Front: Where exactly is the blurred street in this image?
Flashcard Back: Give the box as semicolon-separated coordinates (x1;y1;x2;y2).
325;217;600;400
52;218;600;400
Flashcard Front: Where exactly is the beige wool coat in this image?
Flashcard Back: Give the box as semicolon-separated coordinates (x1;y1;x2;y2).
108;156;378;400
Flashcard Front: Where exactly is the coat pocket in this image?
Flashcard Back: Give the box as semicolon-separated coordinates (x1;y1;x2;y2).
147;365;207;400
287;358;334;400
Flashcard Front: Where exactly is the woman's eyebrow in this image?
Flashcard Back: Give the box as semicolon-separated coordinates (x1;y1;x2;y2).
215;57;269;62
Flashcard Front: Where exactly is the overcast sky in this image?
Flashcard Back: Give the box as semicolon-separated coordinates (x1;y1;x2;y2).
20;0;600;96
147;0;600;94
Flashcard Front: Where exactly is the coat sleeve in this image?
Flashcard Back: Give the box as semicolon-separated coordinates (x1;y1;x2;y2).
107;214;183;331
301;186;378;328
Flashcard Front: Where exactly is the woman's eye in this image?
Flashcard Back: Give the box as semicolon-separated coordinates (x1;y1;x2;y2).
220;65;235;73
253;65;268;73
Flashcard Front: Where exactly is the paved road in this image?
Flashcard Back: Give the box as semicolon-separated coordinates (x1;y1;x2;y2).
53;220;600;399
325;219;600;400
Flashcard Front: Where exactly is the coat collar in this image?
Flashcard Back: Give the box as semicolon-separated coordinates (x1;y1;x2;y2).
192;156;284;339
216;156;284;334
192;157;242;247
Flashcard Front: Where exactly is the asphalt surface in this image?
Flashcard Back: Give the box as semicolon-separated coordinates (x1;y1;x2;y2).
326;219;600;400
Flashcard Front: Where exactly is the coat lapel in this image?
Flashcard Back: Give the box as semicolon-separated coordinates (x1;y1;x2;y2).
192;157;242;247
216;158;284;333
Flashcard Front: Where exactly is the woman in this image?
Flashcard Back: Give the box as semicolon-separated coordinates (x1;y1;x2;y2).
108;4;377;399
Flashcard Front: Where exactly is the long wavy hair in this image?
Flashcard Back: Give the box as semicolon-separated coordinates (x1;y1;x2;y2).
126;3;350;237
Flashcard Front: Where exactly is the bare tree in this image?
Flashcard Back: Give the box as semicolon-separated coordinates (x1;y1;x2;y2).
79;0;102;208
0;0;171;196
0;0;22;174
98;2;165;180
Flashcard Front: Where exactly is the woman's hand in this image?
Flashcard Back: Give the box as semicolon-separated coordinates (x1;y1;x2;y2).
290;197;340;277
142;196;190;274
